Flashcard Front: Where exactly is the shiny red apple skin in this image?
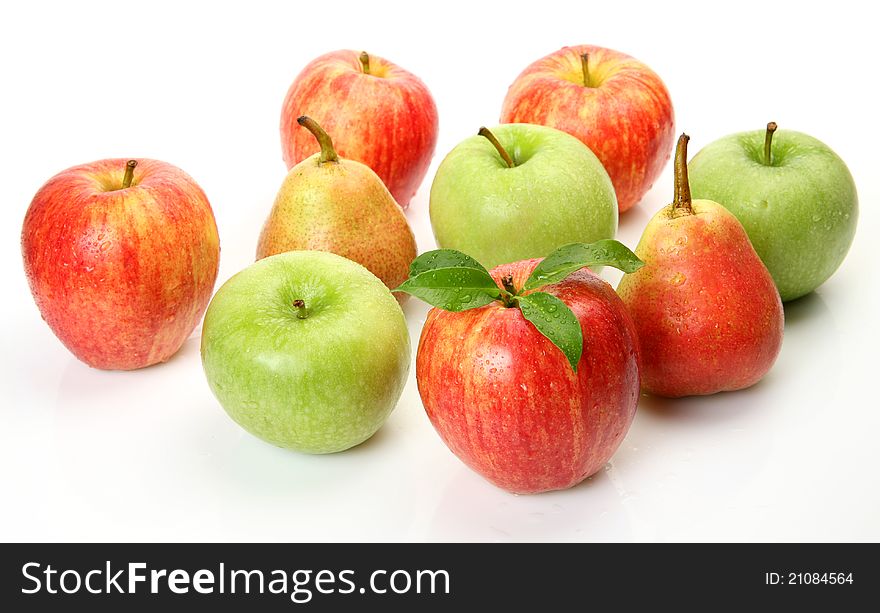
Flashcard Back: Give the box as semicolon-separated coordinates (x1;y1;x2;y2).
416;258;641;494
280;50;439;208
500;45;675;213
22;158;220;370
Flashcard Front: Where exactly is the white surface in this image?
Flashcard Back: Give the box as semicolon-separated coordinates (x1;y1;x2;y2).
1;0;878;542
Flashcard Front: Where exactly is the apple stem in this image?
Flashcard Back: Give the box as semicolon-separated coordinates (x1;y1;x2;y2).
501;274;517;295
580;53;590;87
478;127;515;168
672;133;693;216
764;121;778;166
499;274;518;307
122;160;137;189
359;51;370;75
293;299;308;319
297;116;339;164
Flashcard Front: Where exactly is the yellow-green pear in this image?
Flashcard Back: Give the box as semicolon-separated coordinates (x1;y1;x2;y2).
257;116;417;296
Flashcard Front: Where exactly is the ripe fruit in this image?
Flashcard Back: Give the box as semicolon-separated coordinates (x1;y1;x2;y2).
398;242;643;493
501;45;675;213
258;116;417;295
617;134;784;397
430;123;617;269
201;251;410;454
22;158;220;370
280;50;438;208
688;122;858;301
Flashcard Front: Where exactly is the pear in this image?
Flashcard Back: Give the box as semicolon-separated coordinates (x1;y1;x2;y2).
257;116;417;296
617;134;784;397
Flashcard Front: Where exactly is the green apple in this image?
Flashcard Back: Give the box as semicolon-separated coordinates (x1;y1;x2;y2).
200;251;410;453
688;123;858;301
429;123;617;269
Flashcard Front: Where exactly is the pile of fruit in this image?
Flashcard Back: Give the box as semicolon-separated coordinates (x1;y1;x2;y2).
21;46;858;494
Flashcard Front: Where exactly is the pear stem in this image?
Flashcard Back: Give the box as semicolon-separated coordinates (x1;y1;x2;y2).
478;127;515;168
359;51;370;75
293;299;308;319
122;160;137;189
672;133;692;215
580;53;590;87
297;116;339;164
764;121;778;166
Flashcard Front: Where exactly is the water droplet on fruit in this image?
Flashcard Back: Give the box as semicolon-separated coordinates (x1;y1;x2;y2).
670;272;686;286
547;304;558;312
844;213;851;220
676;236;688;246
242;400;258;411
100;241;112;251
812;214;821;222
460;294;471;302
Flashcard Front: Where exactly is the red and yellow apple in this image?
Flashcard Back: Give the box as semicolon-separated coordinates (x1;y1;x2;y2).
280;49;439;208
415;258;641;494
21;158;220;370
500;45;675;213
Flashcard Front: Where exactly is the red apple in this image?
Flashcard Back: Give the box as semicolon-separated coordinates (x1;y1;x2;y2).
500;45;675;213
22;158;220;370
280;49;439;208
415;258;641;494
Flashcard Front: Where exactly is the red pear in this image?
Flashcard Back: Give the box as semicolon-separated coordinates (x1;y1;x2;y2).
617;134;783;397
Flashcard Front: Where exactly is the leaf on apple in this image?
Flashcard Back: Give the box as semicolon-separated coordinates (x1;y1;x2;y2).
398;241;642;371
409;249;490;276
523;240;644;291
517;291;584;372
395;267;501;312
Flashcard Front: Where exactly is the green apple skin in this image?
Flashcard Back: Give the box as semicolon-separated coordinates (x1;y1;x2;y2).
688;129;858;302
429;123;617;269
200;251;410;454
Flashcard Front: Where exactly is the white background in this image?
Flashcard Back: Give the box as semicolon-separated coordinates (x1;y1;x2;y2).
1;0;878;542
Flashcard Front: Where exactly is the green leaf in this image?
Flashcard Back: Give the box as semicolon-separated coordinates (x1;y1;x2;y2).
395;267;501;312
523;240;644;291
517;291;583;372
409;249;489;277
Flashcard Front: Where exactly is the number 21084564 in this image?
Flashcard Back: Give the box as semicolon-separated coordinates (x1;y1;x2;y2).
765;572;853;585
